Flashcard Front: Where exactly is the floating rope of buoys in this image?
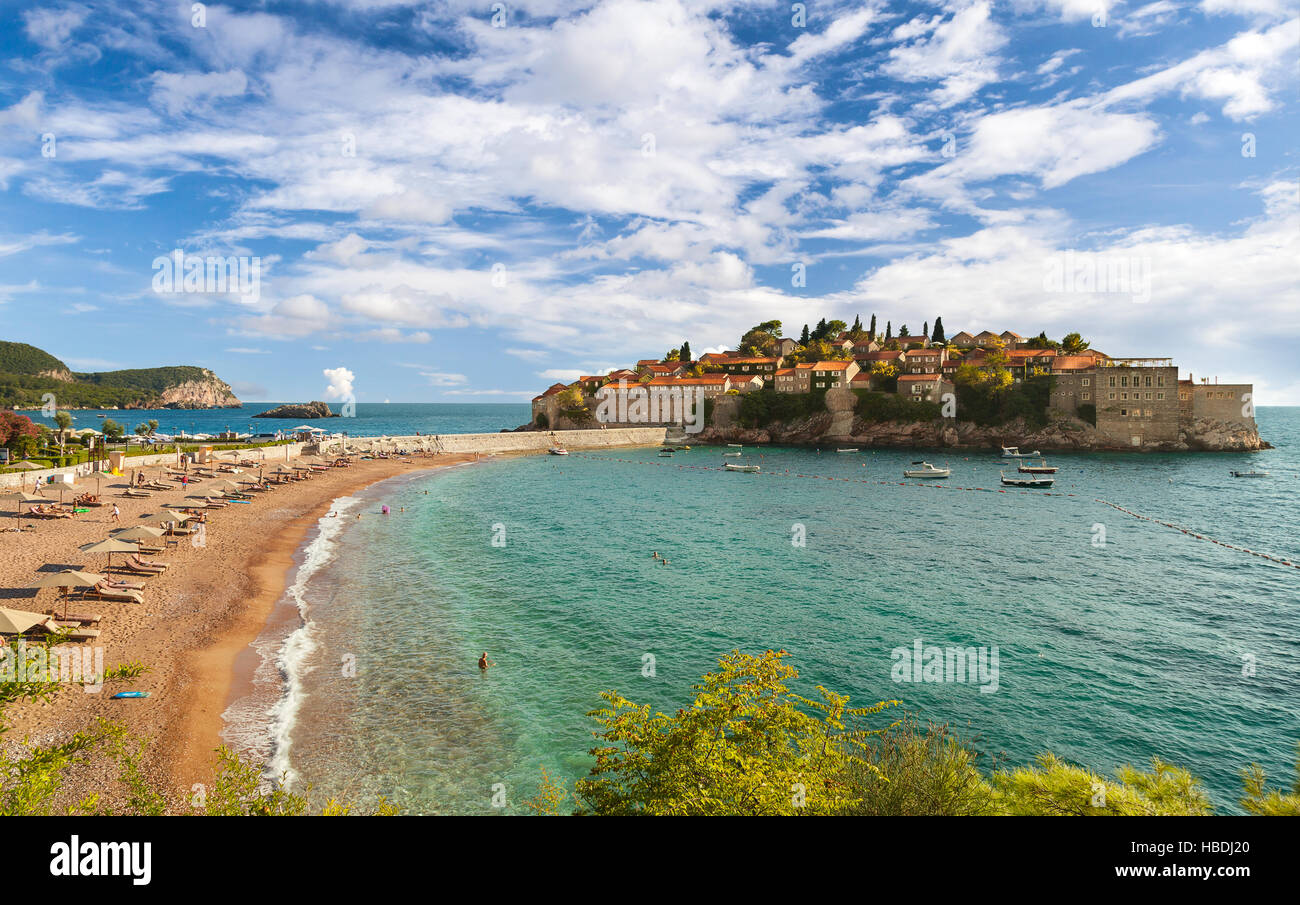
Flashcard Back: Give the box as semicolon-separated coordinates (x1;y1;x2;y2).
1095;498;1299;570
564;453;1081;498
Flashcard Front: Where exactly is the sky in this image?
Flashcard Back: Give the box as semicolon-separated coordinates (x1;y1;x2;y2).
0;0;1296;404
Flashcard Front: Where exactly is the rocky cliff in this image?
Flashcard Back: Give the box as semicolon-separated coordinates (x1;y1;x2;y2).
144;370;241;409
698;412;1268;452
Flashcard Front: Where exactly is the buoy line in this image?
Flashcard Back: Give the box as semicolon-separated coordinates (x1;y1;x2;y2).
1095;498;1299;570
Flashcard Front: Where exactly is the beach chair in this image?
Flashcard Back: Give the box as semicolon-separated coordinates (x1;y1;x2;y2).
81;583;144;603
129;553;169;571
121;489;151;498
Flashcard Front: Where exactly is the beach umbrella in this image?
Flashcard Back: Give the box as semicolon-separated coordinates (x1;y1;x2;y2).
0;606;62;636
0;489;45;528
8;460;44;470
112;525;167;542
28;569;104;620
79;537;140;579
39;482;81;506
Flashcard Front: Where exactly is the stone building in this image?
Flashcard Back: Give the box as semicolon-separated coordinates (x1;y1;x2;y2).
1093;359;1180;446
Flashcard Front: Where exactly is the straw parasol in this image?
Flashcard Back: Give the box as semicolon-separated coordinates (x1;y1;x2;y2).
111;525;167;543
28;569;104;619
0;489;45;529
39;481;81;506
0;606;62;636
79;537;141;578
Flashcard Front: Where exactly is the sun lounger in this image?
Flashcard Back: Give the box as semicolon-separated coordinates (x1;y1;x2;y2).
130;554;168;571
63;627;101;641
56;612;103;625
103;577;146;590
121;489;151;498
82;583;144;603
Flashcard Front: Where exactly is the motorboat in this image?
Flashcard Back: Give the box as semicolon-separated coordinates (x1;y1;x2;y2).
904;462;950;479
1001;471;1054;488
1230;470;1269;478
1001;446;1041;458
724;463;760;473
1017;460;1058;474
548;447;569;455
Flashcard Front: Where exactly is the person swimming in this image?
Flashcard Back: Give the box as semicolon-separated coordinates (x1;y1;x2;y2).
478;652;495;671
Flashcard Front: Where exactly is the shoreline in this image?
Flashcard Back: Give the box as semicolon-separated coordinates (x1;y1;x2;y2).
0;451;480;811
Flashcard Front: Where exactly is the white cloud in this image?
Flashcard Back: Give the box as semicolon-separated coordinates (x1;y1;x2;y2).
322;366;356;400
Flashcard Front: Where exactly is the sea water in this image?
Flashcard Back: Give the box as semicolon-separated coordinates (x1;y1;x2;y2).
230;408;1300;814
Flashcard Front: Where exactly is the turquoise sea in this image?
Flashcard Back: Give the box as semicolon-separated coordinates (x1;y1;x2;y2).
15;402;532;438
229;407;1299;814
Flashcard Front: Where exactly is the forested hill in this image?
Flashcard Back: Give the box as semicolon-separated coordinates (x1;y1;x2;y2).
0;341;242;409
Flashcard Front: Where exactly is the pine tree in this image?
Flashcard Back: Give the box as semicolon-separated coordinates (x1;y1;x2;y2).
923;321;929;339
800;324;810;345
932;317;946;344
852;314;862;334
680;341;691;364
900;324;910;337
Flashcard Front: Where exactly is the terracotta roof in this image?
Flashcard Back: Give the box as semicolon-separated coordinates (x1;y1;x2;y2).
863;350;904;361
850;372;872;382
1050;356;1097;371
810;360;853;371
645;376;728;386
775;368;796;376
897;373;943;382
723;356;779;364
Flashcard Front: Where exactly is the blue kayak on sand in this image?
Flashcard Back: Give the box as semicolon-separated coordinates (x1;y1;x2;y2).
112;691;150;699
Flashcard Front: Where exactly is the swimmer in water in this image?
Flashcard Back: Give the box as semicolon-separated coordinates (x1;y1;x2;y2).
478;652;495;671
652;551;659;559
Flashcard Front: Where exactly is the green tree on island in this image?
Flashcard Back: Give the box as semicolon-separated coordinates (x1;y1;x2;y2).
1061;332;1090;354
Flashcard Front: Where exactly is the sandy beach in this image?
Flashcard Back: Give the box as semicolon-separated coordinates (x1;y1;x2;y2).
0;452;478;812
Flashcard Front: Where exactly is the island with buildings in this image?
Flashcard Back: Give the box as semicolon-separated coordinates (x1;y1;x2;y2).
526;319;1265;452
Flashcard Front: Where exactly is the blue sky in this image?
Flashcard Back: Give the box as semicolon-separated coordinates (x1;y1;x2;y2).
0;0;1296;403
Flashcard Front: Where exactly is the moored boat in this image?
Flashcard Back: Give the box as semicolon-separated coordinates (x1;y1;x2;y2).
836;448;859;453
723;451;742;457
1230;470;1269;478
1018;459;1058;474
1001;446;1041;458
1001;471;1053;488
547;447;568;455
904;462;950;479
724;462;760;473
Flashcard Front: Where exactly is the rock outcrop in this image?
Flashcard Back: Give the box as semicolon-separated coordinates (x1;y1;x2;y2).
253;401;339;419
145;370;241;409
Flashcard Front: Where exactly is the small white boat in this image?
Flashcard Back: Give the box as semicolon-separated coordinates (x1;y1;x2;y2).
723;452;742;457
836;448;859;453
727;443;744;448
658;449;674;457
724;463;760;473
904;462;950;479
1018;460;1058;474
1001;471;1053;488
1230;470;1269;478
548;447;569;456
1001;446;1041;458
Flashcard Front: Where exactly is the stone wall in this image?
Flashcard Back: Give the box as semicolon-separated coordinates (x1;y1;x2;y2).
316;427;668;457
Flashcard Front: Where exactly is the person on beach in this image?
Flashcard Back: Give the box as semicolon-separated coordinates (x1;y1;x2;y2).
111;504;121;523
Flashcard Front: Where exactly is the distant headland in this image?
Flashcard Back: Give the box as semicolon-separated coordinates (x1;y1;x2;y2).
0;340;241;410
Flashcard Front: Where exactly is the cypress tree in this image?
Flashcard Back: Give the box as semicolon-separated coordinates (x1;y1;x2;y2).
932;317;946;344
869;314;877;341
